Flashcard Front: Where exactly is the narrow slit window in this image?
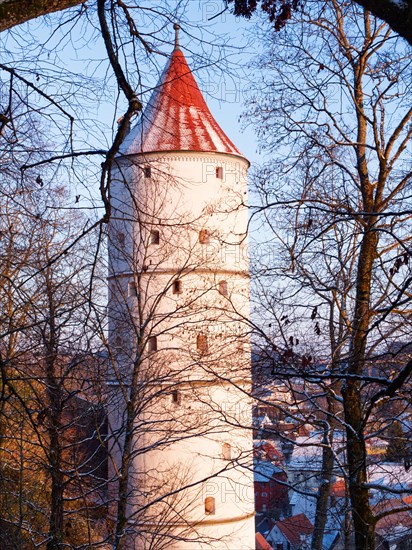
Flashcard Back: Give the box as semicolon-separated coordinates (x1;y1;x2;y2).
148;336;157;352
218;280;228;296
143;166;151;178
197;334;208;355
117;232;125;248
173;280;182;294
128;282;138;297
171;389;181;404
150;230;160;245
199;229;210;244
222;443;232;460
216;166;223;179
204;496;215;515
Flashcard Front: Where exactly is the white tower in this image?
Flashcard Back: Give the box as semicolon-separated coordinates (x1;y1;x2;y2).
108;28;255;549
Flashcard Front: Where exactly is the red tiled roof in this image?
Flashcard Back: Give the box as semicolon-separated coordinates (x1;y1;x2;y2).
374;494;412;516
376;511;412;534
120;48;244;158
276;513;314;549
256;532;273;550
254;441;284;463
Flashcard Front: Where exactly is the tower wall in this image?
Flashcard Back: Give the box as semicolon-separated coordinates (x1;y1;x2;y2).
108;151;255;548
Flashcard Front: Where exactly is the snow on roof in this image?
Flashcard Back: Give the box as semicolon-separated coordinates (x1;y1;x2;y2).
289;491;317;524
376;516;412;542
288;432;345;471
120;47;245;159
288;434;323;471
254;458;284;482
368;463;412;496
254;414;273;428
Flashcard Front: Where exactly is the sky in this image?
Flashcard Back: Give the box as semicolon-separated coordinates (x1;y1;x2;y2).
179;1;263;165
2;1;263;213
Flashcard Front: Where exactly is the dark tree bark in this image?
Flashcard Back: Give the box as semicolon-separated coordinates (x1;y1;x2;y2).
44;267;64;550
0;0;85;32
342;225;378;549
311;428;335;550
353;0;412;45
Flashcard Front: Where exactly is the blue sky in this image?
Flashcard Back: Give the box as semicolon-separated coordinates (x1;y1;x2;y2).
5;1;263;208
178;0;262;165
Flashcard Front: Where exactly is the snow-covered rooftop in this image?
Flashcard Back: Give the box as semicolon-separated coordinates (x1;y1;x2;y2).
120;47;245;159
368;462;412;498
288;432;346;471
254;458;284;483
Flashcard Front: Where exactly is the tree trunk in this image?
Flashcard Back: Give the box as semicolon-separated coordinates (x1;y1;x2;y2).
0;0;85;33
45;374;65;549
311;433;334;550
47;414;64;550
353;0;412;46
342;227;378;550
45;268;64;549
342;380;376;550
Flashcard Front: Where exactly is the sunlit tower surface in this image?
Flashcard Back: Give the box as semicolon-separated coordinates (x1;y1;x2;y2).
108;26;255;549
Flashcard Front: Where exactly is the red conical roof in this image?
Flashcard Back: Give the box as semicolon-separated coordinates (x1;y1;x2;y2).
120;48;244;158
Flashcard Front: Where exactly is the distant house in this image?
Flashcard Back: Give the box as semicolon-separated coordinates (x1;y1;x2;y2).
254;440;284;463
267;513;314;550
374;495;412;550
288;432;345;487
287;431;347;522
368;463;412;504
253;414;281;440
254;453;289;517
375;512;412;550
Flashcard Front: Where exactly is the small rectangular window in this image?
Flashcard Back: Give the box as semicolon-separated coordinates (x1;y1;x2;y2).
171;389;181;404
173;280;182;294
150;230;160;245
148;336;157;352
143;166;151;178
205;497;215;515
128;282;138;297
199;229;210;244
197;334;208;354
216;166;223;179
117;231;125;248
222;443;231;460
218;280;228;296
